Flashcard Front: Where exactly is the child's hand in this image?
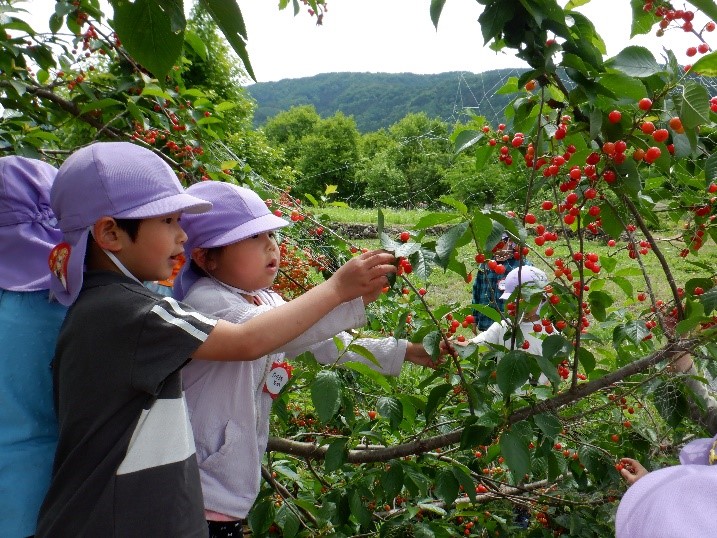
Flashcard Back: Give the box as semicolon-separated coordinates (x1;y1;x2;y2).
332;250;396;303
405;342;442;368
618;457;648;485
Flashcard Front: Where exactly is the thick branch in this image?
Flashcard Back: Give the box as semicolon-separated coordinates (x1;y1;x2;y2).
267;339;697;461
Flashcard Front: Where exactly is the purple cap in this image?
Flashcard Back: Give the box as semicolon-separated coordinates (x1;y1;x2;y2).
498;266;548;300
173;181;289;300
0;156;62;291
616;434;717;537
49;142;212;306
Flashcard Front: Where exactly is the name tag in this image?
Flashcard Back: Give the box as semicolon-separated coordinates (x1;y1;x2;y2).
263;361;293;399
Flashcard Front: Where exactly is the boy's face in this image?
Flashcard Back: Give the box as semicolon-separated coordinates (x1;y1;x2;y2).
117;212;187;282
210;232;280;292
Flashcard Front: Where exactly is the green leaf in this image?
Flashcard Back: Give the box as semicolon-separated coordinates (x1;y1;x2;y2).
199;0;255;80
111;0;185;79
341;361;392;391
184;29;207;61
276;504;300;538
425;384;452;423
247;498;276;534
691;50;717;76
500;421;532;480
452;465;477;502
78;98;123;114
382;463;404;500
597;72;648;101
377;396;403;430
542;334;571;361
324;438;348;472
435;222;470;268
496;350;531;396
578;347;596;374
414;212;459;228
681;80;710;129
349;489;372;527
700;287;717;315
606;46;662;78
613;320;650;347
474;144;495;170
423;330;442;361
690;0;717;22
438;195;468;214
453;129;483;154
534;413;561;439
430;0;447;29
310;370;341;422
588;290;613;322
435;469;459;506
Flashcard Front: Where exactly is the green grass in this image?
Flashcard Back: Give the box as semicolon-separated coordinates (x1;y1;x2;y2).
316;205;434;226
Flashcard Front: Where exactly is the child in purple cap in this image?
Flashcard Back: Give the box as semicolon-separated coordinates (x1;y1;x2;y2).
0;156;66;538
36;142;397;538
172;181;436;536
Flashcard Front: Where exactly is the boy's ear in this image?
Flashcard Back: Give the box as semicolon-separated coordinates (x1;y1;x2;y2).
92;217;123;252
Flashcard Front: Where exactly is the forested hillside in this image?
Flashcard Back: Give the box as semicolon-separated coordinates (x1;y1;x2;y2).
245;70;525;132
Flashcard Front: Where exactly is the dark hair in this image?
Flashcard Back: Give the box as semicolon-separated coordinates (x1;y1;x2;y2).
114;218;142;241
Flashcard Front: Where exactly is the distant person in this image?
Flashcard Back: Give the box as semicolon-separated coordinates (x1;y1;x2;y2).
173;181;436;537
472;233;530;332
0;156;67;538
460;266;550;387
35;141;396;537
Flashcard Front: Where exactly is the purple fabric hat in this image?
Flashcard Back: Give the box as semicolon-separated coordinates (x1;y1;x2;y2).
498;266;548;300
616;434;717;537
0;156;62;291
49;142;212;306
173;181;289;300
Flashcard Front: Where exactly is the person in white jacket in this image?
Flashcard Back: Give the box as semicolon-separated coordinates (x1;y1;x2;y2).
173;181;434;537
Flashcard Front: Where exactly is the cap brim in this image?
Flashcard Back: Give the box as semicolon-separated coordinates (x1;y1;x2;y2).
115;192;212;219
499;290;513;300
49;228;90;306
200;213;290;248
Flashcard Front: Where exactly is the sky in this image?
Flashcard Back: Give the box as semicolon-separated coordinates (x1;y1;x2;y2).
27;0;713;83
238;0;708;83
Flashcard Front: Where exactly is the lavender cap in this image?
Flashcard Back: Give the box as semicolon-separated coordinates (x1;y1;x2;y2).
173;181;289;300
49;142;212;306
0;156;62;291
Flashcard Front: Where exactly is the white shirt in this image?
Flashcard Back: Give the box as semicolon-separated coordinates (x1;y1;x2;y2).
181;277;407;519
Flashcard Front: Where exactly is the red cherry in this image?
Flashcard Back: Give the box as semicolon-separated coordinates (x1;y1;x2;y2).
541;200;554;210
638;98;653;111
399;231;410;242
525;213;537;224
368;410;377;420
644;147;662;164
608;110;622;123
653;129;669;143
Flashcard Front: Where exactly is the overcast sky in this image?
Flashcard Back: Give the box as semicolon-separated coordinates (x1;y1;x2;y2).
28;0;712;83
239;0;709;82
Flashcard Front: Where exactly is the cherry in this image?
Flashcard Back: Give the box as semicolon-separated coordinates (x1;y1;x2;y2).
541;200;554;210
638;98;653;111
368;410;377;420
644;147;661;164
399;231;410;242
608;110;622;123
653;128;669;143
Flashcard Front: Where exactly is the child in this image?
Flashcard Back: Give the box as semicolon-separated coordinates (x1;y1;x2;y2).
615;433;717;537
0;156;67;538
36;142;396;538
172;181;435;535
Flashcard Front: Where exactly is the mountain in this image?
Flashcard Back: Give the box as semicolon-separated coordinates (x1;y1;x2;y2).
245;70;526;133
